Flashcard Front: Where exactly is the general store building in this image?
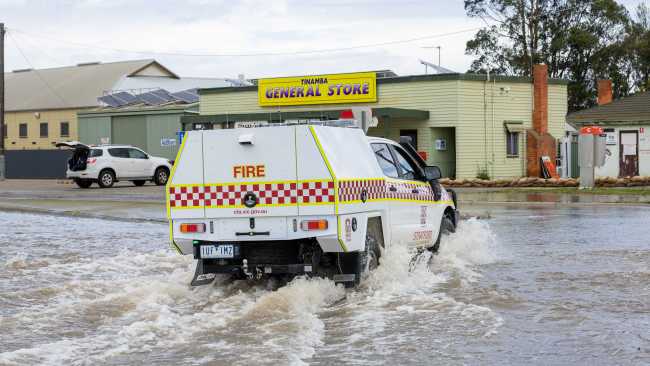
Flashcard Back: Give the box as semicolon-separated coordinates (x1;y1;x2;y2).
183;65;567;179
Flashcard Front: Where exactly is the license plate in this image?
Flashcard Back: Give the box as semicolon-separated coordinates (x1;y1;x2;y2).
200;244;234;259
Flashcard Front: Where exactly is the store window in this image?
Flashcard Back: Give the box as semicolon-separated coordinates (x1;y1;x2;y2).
399;129;418;149
506;131;519;157
60;122;70;137
19;123;27;138
40;122;49;138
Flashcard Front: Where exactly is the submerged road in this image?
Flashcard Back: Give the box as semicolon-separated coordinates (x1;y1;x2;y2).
0;204;649;365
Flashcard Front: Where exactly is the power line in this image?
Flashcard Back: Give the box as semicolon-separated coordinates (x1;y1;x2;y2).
7;31;70;107
8;27;481;58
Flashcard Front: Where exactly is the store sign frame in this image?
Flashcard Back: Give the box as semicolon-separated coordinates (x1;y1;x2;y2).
258;72;377;107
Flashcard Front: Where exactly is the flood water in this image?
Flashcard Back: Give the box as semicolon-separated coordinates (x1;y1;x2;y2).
1;206;649;365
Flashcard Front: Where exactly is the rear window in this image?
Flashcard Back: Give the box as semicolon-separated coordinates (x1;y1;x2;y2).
89;149;103;157
108;148;129;158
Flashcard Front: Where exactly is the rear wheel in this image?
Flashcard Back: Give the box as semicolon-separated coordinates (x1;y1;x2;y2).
132;180;146;186
97;170;115;188
74;179;92;188
154;167;169;186
348;233;381;287
430;216;455;253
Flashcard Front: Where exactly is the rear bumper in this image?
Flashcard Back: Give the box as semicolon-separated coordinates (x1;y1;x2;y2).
66;171;95;180
201;261;311;275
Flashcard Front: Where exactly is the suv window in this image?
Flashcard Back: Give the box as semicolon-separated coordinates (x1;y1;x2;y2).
108;148;129;158
128;148;147;159
371;143;399;178
391;145;418;180
88;149;103;157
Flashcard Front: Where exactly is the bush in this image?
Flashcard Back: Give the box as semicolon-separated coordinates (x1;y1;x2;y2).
476;166;490;180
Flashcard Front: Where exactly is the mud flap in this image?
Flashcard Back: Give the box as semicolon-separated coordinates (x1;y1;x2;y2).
190;260;217;286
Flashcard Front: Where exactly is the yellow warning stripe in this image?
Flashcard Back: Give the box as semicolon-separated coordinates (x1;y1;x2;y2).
309;126;348;252
166;132;188;253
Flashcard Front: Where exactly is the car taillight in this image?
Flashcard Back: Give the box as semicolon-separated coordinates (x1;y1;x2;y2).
87;158;97;164
180;223;206;233
300;219;328;231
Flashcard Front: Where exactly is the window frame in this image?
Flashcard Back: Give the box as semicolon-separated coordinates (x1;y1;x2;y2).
506;131;519;158
40;122;49;138
127;148;148;159
19;123;28;138
108;148;130;158
371;143;400;179
60;121;70;137
388;143;424;181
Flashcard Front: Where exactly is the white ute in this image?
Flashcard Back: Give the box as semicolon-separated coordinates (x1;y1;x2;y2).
167;121;458;287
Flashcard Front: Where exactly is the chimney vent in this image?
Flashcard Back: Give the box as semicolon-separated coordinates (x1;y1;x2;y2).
597;79;613;105
532;64;548;134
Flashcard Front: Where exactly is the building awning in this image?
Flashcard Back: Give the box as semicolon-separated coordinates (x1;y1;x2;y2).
180;107;429;125
504;121;526;133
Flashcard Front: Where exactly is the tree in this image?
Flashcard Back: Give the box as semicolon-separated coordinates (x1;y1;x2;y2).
624;4;650;91
464;0;631;111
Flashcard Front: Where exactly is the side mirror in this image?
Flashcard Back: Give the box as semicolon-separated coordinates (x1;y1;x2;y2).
424;166;442;180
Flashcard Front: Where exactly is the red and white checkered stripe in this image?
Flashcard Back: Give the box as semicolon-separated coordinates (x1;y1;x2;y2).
169;179;440;209
338;179;385;202
169;186;205;208
385;181;435;201
204;183;298;207
297;181;335;204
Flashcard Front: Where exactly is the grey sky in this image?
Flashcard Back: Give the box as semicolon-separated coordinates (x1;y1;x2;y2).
0;0;646;79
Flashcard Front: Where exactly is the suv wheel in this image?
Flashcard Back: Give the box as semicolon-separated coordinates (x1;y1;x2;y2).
430;216;455;253
98;170;115;188
132;180;146;186
74;179;92;189
154;167;169;186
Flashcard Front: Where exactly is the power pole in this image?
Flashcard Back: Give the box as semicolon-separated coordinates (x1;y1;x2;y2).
0;23;5;180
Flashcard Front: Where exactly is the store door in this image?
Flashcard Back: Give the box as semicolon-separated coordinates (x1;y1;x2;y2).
619;131;638;177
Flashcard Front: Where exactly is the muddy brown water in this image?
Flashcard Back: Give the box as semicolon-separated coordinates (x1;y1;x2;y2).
0;206;649;365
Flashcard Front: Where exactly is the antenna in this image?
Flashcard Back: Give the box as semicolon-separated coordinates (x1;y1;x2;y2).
421;45;441;68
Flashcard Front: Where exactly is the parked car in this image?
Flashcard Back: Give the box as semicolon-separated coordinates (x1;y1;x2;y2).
56;142;172;188
167;122;458;287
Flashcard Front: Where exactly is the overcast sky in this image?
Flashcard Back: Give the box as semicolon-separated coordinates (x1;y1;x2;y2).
1;0;646;80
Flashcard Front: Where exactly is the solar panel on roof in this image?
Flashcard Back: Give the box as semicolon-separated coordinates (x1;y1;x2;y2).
171;89;199;103
111;91;138;105
150;89;174;102
98;95;121;107
135;92;165;105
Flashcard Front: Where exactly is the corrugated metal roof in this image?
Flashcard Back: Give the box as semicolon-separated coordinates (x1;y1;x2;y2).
3;59;162;111
567;90;650;125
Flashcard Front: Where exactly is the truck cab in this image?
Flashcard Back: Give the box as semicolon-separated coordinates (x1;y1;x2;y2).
166;122;458;286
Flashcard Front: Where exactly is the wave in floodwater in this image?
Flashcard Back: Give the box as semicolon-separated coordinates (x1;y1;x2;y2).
0;214;499;366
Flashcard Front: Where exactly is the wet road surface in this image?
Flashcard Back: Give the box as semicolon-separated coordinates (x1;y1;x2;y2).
0;206;649;365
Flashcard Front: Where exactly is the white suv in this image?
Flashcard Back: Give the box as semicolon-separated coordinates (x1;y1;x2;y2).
57;142;173;188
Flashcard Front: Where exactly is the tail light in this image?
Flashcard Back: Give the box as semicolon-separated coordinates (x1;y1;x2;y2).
86;158;97;164
180;223;206;233
300;219;328;231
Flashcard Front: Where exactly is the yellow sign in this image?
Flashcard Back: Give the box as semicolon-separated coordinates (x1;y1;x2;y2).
258;72;377;106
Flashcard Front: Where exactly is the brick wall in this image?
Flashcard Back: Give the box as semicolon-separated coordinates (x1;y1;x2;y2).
526;64;558;177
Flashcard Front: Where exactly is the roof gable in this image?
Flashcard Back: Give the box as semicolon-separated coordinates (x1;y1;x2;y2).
567;90;650;124
3;59;170;111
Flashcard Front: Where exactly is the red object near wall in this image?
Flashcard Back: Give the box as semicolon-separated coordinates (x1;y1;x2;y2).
417;151;428;160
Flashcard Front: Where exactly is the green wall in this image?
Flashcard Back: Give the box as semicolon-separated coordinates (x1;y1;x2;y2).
78;115;111;145
146;114;181;160
78;111;183;160
430;127;456;178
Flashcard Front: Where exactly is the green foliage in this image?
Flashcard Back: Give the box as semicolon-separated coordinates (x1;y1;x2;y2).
464;0;649;111
476;166;491;180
